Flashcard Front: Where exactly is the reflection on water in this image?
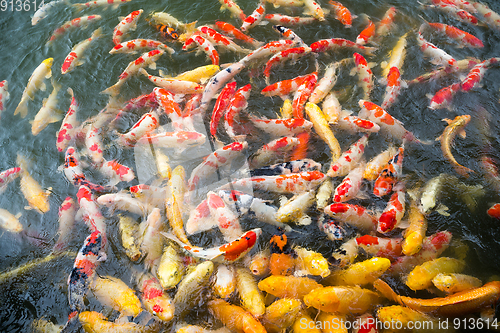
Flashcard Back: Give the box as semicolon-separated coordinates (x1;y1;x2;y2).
0;0;500;331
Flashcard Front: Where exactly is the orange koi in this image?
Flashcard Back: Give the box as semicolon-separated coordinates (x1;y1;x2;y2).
437;115;473;177
311;38;376;55
356;19;376;45
376;7;397;37
329;1;354;27
426;22;483;48
261;74;309;98
215;21;261;47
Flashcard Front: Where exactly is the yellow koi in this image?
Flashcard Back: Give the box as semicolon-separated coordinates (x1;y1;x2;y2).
363;146;397;180
157;243;184;290
17;154;50;214
258;275;322;299
402;196;427;256
432;273;482;294
208;299;267;333
166;165;191;245
162;65;220;84
294;246;330;278
236;267;266;317
292;311;322;333
303;285;381;314
381;32;409;77
406;257;465;291
118;214;142;262
212;264;236;299
316;312;348;333
262;298;302;333
276;191;315;225
90;275;142;317
15;58;53;118
437;115;474;177
174;260;214;316
249;248;270;277
79;311;148;332
305;102;341;160
324;257;391;286
377;305;443;332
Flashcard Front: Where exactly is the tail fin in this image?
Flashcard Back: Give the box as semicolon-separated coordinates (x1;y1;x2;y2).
184;21;198;34
14;98;28;118
101;83;120;96
72;3;86;13
373;279;403;305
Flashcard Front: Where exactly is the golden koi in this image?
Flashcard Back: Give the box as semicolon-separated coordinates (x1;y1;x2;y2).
16;154;50;214
157;243;185;290
208;299;266;333
78;311;147;332
402;198;428;256
257;275;322;299
305;102;341;160
405;257;465;291
303;285;381;314
0;208;23;233
324;257;391;286
174;260;214;316
380;32;408;77
294;246;330;278
432;273;482;294
236;267;266;317
118;214;142;262
90;275;142;317
262;298;302;333
437;115;474;177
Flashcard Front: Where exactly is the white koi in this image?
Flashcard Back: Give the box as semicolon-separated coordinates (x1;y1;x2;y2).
53;196;77;252
31;80;63;136
73;0;131;11
0;208;23;233
97;192;154;216
32;0;64;25
417;29;458;70
140;208;164;272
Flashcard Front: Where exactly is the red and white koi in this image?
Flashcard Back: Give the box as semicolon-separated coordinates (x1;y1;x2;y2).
376;7;397;37
53;197;77;252
241;2;265;31
153;87;182;116
333;164;365;202
0;80;9;115
356;19;376;45
136;273;174;321
188;141;248;191
77;185;107;234
428;82;461;110
197;26;250;53
425;22;483;48
214;21;262;47
185;198;213;235
328;135;368;178
417;29;458;70
46;15;102;46
241;40;296;64
251;159;321;176
84;124;104;167
62;27;103;75
62;147;86;187
487;203;500;219
14;58;53;118
0;167;22;194
261;74;309;99
73;0;131;11
377;182;406;234
250;116;313;137
56;88;80;152
424;3;479;25
355;235;403;260
207;192;243;242
336;113;381;134
272;25;306;46
461;57;500;92
249;136;299;169
210;81;237;138
224;171;325;194
373;147;404;197
116;112;159;147
473;1;500;30
225;84;252;141
110;39;174;55
431;0;476;13
102;49;165;96
329;1;354;27
309;61;344;104
264;46;312;81
264;14;316;26
292;72;317;118
408;57;480;85
352;52;374;100
163;228;262;262
358;100;418;142
218;0;246;22
303;0;326;21
99;160;135;186
324;203;378;232
139;68;204;94
380;66;407;110
311;38;376;55
112;9;142;45
137;130;206;149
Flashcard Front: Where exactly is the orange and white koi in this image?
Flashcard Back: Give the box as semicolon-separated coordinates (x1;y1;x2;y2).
309;60;345;104
167;228;262;263
0;80;9;115
73;0;131;11
325;203;377;232
0;208;22;233
197;26;250;54
356;235;403;260
262;74;309;99
139;68;204;94
56;88;80;153
250;116;313;137
487;203;500;219
99;159;135;186
377;182;406;234
352;52;374;100
292;72;317;118
112;10;142;46
328;134;368;178
77;185;107;234
333;164;365;202
136;272;174;321
438;115;473;177
311;38;376;55
137;130;206;149
461;57;500;92
0;167;22;194
380;66;407;109
249;136;300;169
337;113;381;134
210;81;237;138
153;87;182;116
376;7;397;37
407;57;478;85
303;0;326;21
264;14;316;26
208;299;266;333
116;112;159;147
241;2;266;31
16;154;51;214
188;141;247;191
272;25;306;46
358;100;419;142
264;46;312;81
424;3;479;25
62;147;109;193
373;146;404;197
225;84;252;141
356;19;376;45
426;22;483;48
31;80;63;136
46;15;102;46
215;21;262;47
110;39;174;55
218;0;246;22
207;191;243;242
473;1;500;30
329;1;354;27
102;49;164;96
14;57;53;118
211;264;236;299
417;29;458;70
428;82;461;110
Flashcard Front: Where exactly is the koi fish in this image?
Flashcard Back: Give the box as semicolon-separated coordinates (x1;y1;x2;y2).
309;59;348;104
376;305;440;331
56;88;80;153
62;147;110;193
336;114;381;134
294;246;330;277
78;311;147;332
116;112;159;147
258;275;322;300
110;39;174;55
303;0;326;21
352;52;374;100
461;57;500;92
137;130;206;149
417;29;458;70
149;12;197;34
73;0;131;11
376;7;397;37
325;257;391;286
272;25;306;46
356;19;376;45
99;159;135;186
303;285;381;314
218;0;246;21
423;3;479;25
408;57;480;85
262;298;302;332
118;214;142;262
157;244;185;290
363;146;397;180
135;273;175;321
102;49;165;96
276;190;315;225
264;14;316;26
32;0;64;25
267;0;305;7
207;191;243;242
167;64;219;83
77;185;107;234
97;192;155;216
210;81;237;138
438;115;473;177
431;0;477;13
428;82;461;110
139;68;204;94
14;57;53;118
235;267;265;317
377;182;406;233
292;73;317;118
197;26;251;53
324;203;377;232
241;2;266;31
16;154;51;214
249;136;300;169
225;84;251;141
214;21;262;47
140;208;165;272
311;38;376;55
0;167;22;194
328;134;368;178
331;235;360;267
432;273;482;294
31;80;63;136
473;1;500;30
318;215;345;241
402;198;427;256
355;235;403;260
329;1;354;27
425;22;483;48
333;164;365;202
241;39;296;64
488;203;500;219
164;228;262;262
264;46;312;81
380;66;407;109
381;31;408;79
250;116;313;137
0;208;23;233
112;9;142;46
208;299;266;333
373;147;404;197
84;124;104;167
261;74;309;99
90;275;142;317
153;23;179;40
46;15;102;46
0;80;9;115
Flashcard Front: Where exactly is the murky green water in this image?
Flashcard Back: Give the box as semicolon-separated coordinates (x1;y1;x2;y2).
1;0;500;331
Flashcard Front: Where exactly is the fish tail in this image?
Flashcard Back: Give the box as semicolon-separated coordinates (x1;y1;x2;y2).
72;3;86;12
14;98;28;118
363;46;377;57
101;84;120;96
185;21;198;34
373;279;403;305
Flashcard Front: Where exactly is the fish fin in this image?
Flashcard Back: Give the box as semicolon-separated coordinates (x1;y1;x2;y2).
101;84;120;96
40;81;47;92
442;118;453;125
380;61;388;69
220;5;226;11
367;62;377;69
378;77;388;85
158;69;168;78
148;62;157;70
349;67;357;76
138;67;149;77
397;219;410;229
45;70;52;79
15;212;22;219
297;214;312;225
14;100;28;118
436;203;450;216
185;21;198;34
339;109;353;117
373;279;403;305
25;206;33;211
459;129;466;139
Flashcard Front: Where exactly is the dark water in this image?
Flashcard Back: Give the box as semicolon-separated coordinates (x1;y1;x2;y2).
1;0;500;331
